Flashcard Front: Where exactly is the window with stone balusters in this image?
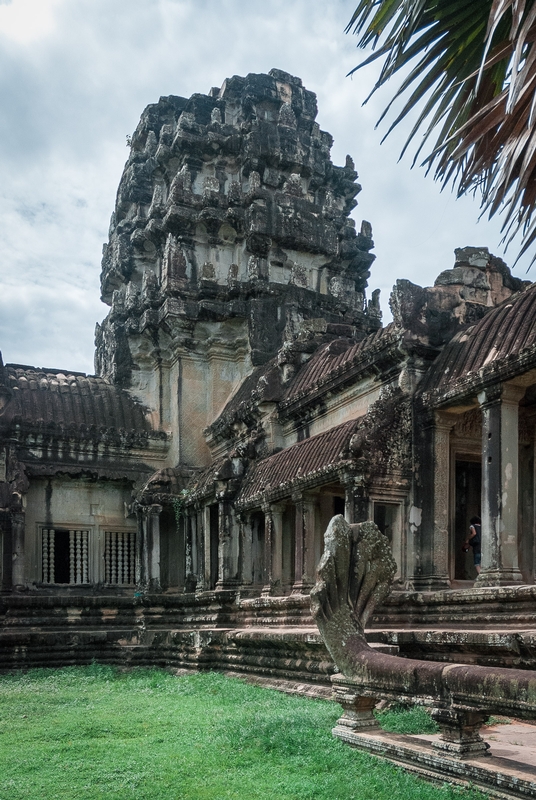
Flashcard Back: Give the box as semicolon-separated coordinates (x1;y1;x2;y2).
41;528;136;585
42;528;89;584
104;531;136;585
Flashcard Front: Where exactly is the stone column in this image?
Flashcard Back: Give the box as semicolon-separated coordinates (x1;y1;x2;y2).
11;511;25;590
262;503;284;595
136;505;162;591
343;477;368;524
184;509;197;593
293;494;317;593
477;384;525;586
195;506;205;591
431;411;456;588
216;501;240;589
135;507;144;589
147;504;162;591
292;493;305;594
410;410;454;591
203;505;212;590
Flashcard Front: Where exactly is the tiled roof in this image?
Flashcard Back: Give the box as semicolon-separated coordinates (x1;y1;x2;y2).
421;284;536;398
214;358;280;421
2;365;152;434
237;418;360;506
185;456;232;500
281;324;397;407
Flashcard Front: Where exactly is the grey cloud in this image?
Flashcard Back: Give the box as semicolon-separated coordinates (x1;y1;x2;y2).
0;0;530;372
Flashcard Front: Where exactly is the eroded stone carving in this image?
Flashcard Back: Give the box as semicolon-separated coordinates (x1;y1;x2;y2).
311;515;536;758
96;69;379;385
310;515;396;678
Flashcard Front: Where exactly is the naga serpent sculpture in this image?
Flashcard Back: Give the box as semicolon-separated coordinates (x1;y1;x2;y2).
310;515;536;758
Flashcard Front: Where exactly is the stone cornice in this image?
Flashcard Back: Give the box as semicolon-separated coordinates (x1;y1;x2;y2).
422;342;536;410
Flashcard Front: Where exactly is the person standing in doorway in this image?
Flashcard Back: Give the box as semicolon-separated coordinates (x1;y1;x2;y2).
464;516;481;575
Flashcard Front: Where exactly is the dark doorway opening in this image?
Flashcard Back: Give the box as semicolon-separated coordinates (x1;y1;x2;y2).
159;506;184;591
455;460;482;580
250;511;265;587
282;505;296;592
333;496;345;516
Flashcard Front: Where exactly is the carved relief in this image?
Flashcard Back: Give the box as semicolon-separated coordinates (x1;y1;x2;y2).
350;387;412;478
453;408;481;439
519;412;535;444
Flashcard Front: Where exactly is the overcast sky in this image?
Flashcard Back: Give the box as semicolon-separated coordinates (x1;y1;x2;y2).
0;0;531;375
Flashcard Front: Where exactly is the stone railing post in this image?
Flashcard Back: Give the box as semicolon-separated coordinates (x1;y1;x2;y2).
332;678;380;732
431;708;490;759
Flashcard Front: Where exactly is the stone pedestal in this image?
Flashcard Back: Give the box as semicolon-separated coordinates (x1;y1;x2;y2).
431;708;490;759
332;680;379;731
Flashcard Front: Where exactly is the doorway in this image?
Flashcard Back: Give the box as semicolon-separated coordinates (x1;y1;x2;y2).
454;460;481;580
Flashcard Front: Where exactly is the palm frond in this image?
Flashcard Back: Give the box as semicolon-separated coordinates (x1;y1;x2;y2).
348;0;536;262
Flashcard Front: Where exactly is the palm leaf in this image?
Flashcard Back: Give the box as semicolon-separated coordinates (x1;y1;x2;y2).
348;0;536;262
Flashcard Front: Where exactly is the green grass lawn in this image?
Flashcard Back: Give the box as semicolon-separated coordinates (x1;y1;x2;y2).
0;665;486;800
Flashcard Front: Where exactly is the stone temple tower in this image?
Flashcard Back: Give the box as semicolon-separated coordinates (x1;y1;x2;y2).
95;69;380;467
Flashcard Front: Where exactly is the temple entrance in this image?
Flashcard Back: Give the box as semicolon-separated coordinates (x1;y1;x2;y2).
454;460;481;580
373;502;402;581
282;505;296;592
250;511;265;587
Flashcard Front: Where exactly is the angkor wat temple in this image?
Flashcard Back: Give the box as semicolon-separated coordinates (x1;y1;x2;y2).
2;70;536;688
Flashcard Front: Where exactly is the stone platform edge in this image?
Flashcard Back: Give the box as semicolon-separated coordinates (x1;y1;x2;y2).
333;725;536;800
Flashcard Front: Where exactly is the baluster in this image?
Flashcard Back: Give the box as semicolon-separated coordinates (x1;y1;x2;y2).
109;532;113;583
78;531;83;583
69;531;75;583
116;532;120;583
49;530;55;584
76;530;82;583
82;531;88;583
42;530;49;583
129;532;135;584
111;531;115;583
106;532;111;584
118;531;123;584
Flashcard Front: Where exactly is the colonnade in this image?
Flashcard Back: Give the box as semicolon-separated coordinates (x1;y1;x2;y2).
421;380;530;589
